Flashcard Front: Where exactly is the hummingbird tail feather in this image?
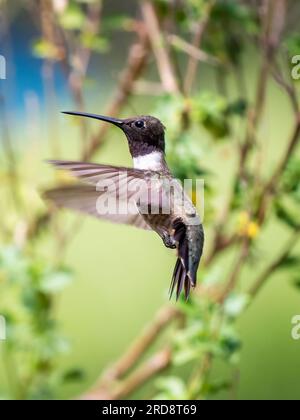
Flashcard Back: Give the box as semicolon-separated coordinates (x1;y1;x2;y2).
169;219;197;300
169;258;180;298
170;257;193;301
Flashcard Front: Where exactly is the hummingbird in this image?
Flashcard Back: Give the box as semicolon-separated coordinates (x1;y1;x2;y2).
45;112;204;299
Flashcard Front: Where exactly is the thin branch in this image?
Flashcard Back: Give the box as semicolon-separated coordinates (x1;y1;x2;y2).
80;306;180;400
267;116;300;190
183;0;215;95
168;34;220;66
188;352;213;400
240;0;286;171
271;59;299;114
249;228;300;297
83;33;150;160
204;233;238;266
82;347;171;400
218;238;250;303
133;80;165;96
257;115;300;223
68;1;103;111
100;306;179;383
209;0;287;258
141;0;179;94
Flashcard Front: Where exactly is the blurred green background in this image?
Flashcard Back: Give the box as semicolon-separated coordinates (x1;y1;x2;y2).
0;0;300;400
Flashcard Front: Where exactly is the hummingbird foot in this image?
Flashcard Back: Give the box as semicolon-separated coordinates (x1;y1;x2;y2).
162;233;177;249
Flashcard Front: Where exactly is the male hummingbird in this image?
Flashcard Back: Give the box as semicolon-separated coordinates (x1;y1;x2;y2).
45;112;204;299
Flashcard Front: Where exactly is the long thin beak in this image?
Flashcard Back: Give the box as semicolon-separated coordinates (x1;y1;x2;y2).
62;111;124;127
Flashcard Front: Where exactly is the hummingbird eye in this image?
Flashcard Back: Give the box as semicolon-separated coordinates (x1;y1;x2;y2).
134;120;145;129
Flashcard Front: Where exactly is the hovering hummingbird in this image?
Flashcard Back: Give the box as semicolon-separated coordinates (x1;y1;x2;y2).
45;112;204;299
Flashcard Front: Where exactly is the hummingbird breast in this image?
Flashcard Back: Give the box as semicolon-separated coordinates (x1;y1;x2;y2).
133;151;166;171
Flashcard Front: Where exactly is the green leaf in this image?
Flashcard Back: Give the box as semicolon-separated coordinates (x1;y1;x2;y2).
62;368;85;383
169;140;206;180
275;201;300;229
219;325;241;360
173;347;200;366
203;0;257;66
102;15;133;32
292;277;300;290
202;266;222;287
80;34;109;53
32;39;60;60
59;5;85;30
224;293;249;318
201;379;231;396
40;269;73;294
192;92;230;139
231;178;246;210
277;255;300;270
285;33;300;57
0;246;28;284
282;159;300;195
226;98;248;116
22;289;51;313
155;376;188;400
173;323;205;346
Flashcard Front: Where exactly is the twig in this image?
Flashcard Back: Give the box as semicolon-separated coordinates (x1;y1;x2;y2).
133;80;165;96
204;234;238;266
188;352;213;400
257;115;300;223
68;1;103;113
183;0;215;95
83;33;150;160
100;306;179;383
208;0;286;259
141;0;179;94
271;59;299;114
218;238;250;303
249;228;300;297
240;0;286;171
266;116;300;190
168;34;220;66
80;306;179;400
82;347;171;400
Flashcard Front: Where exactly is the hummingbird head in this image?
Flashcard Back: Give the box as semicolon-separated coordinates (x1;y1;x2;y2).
121;115;165;158
62;112;166;158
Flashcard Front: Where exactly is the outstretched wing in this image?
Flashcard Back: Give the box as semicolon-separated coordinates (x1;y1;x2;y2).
45;184;151;230
44;160;155;230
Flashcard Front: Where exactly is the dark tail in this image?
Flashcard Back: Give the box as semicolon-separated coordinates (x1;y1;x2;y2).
169;218;204;300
